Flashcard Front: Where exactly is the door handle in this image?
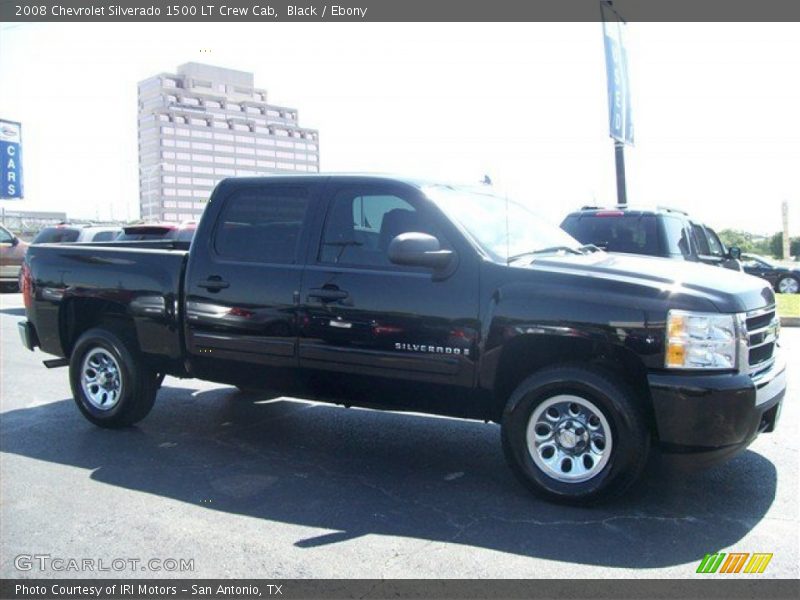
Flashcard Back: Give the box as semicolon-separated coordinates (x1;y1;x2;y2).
308;288;349;302
197;277;230;291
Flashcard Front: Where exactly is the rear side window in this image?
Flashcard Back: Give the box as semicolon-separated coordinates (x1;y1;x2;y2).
662;217;691;257
91;231;119;242
175;228;196;242
561;214;659;255
691;224;710;255
215;186;310;263
33;227;80;244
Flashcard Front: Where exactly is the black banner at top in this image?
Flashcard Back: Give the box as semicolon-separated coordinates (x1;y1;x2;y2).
2;0;800;22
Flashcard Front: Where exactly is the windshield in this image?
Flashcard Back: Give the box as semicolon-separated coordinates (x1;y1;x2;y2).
424;185;581;262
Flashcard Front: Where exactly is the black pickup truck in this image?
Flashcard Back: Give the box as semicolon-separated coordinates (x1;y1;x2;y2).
18;175;786;504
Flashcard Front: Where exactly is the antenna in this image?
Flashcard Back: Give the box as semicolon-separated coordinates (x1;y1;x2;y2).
505;190;511;264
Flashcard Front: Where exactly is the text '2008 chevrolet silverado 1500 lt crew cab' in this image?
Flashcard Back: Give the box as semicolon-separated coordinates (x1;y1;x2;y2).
18;175;787;504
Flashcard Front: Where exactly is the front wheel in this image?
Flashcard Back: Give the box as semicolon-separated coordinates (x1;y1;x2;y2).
501;364;650;505
777;276;799;294
69;327;159;428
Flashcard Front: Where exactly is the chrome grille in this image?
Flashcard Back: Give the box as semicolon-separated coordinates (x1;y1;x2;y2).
745;305;778;376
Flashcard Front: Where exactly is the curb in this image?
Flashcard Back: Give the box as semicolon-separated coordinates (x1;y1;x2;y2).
780;316;800;328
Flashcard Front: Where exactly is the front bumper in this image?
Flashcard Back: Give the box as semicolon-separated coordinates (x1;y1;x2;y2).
648;353;785;467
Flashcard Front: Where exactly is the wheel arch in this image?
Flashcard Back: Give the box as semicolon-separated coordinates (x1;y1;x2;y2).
59;297;136;358
488;333;657;436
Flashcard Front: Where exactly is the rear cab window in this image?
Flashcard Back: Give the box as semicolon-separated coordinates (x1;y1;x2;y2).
561;214;659;256
117;227;174;241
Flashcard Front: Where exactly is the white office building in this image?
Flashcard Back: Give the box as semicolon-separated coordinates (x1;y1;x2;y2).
137;62;320;222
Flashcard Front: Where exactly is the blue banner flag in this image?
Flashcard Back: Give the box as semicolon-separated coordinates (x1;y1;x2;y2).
0;119;24;199
602;18;634;145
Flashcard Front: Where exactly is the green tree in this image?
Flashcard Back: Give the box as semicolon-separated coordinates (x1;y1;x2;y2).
768;232;800;259
717;229;757;253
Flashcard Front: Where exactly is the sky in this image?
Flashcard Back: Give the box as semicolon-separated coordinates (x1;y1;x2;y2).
0;22;798;234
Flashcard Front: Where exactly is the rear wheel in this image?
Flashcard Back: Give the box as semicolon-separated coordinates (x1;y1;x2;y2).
777;276;799;294
502;364;650;505
69;327;159;428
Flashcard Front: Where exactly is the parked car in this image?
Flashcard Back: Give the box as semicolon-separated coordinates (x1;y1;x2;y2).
32;224;122;244
561;206;742;270
741;253;800;294
117;221;196;242
0;224;29;289
18;175;785;505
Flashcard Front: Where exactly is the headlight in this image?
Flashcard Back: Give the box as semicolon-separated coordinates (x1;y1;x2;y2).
665;310;738;369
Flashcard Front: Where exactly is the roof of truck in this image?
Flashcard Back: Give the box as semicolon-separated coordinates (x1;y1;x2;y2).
216;173;485;191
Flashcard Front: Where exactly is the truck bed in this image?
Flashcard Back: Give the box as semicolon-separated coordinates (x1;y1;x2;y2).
25;242;190;368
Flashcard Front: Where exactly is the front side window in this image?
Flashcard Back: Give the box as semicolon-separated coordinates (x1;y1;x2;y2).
320;189;436;267
215;186;310;263
705;228;725;256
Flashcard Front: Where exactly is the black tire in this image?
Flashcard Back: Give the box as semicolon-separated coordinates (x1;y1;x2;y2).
776;275;800;294
69;327;159;428
501;363;650;505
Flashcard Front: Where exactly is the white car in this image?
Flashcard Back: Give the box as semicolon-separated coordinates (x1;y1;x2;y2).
31;224;122;244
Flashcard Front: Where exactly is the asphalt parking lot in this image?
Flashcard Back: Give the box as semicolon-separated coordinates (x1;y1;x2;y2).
1;291;797;579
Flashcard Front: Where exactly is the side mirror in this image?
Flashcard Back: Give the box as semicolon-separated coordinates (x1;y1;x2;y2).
388;232;453;269
728;246;741;260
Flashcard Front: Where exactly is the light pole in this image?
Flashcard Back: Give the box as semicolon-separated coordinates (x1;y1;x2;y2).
139;163;163;222
601;0;633;207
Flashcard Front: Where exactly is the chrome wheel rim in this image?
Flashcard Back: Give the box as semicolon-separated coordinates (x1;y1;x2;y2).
80;348;123;410
526;394;613;483
778;277;799;294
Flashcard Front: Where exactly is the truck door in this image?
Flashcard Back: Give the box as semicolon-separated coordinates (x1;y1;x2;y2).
298;180;479;391
184;179;323;385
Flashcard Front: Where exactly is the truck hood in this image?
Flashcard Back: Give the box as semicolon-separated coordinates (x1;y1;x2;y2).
518;251;774;314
